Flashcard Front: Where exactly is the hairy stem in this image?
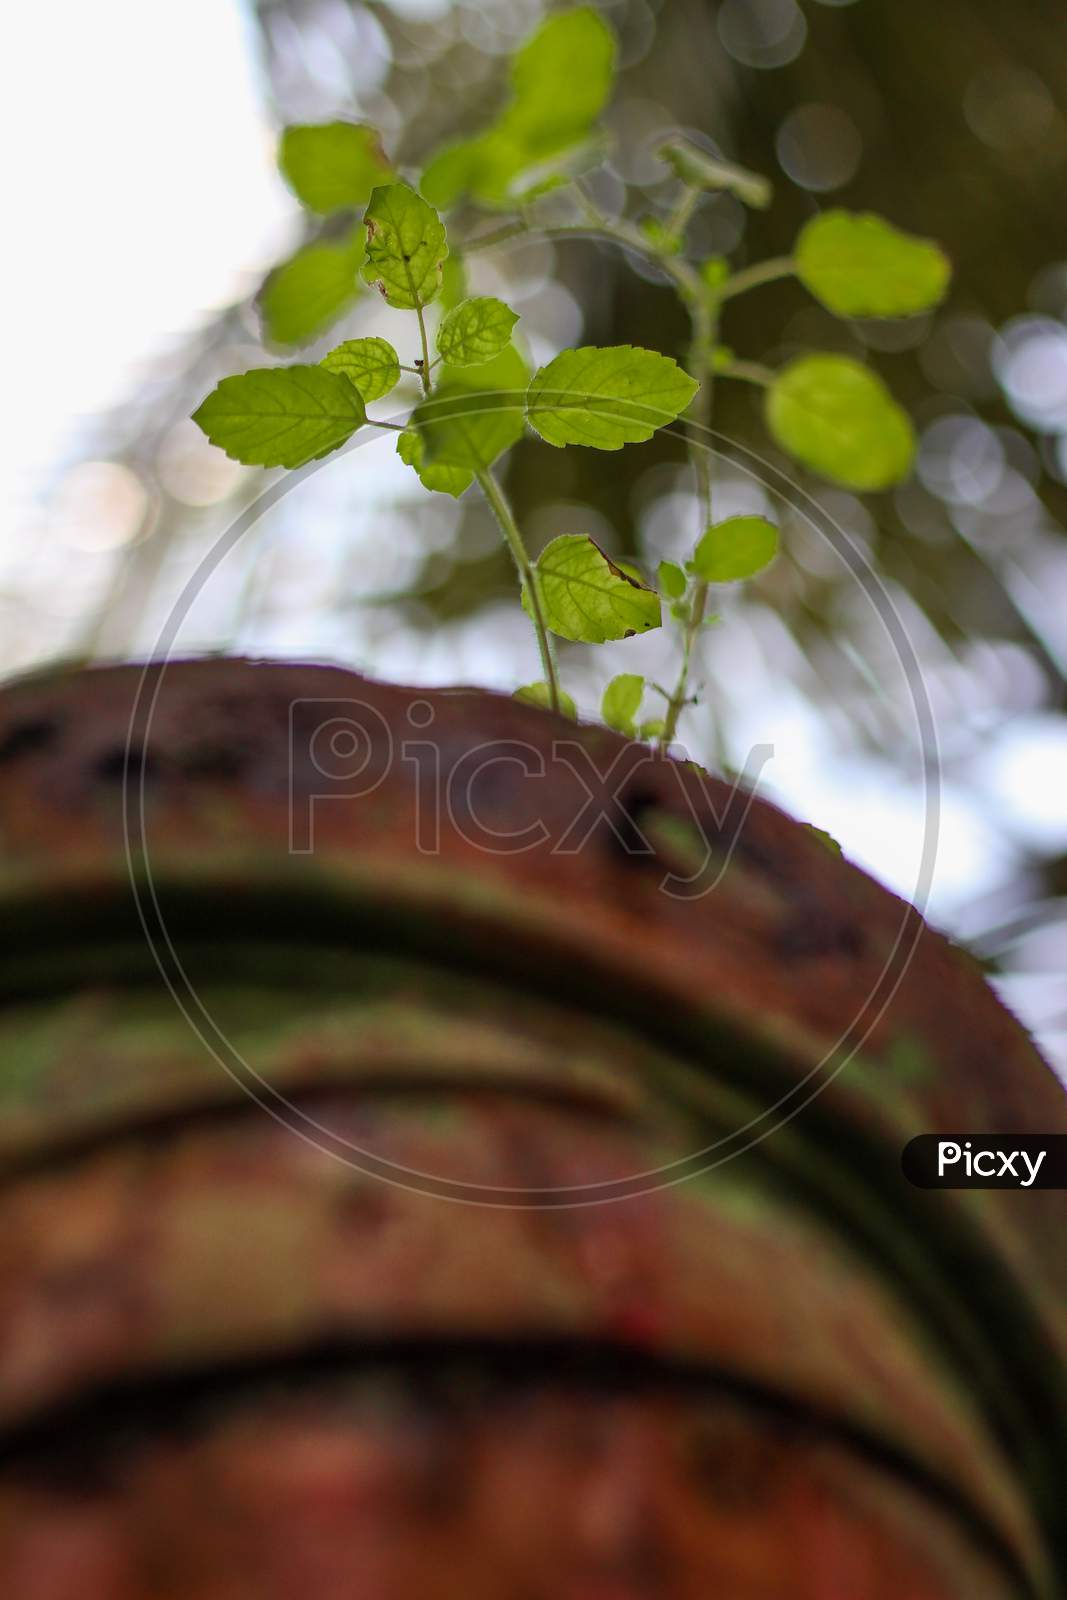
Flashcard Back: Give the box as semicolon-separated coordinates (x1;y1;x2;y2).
664;184;700;241
720;357;775;387
716;255;795;302
414;304;433;395
462;204;734;751
465;216;705;306
660;291;720;752
475;466;561;713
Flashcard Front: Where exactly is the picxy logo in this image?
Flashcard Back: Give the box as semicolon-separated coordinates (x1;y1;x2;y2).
937;1140;1045;1187
902;1135;1066;1189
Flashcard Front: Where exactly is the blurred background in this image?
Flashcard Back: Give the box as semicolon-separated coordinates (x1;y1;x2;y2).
3;0;1065;1073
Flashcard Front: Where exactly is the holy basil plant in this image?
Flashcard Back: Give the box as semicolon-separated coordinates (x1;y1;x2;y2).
193;4;950;746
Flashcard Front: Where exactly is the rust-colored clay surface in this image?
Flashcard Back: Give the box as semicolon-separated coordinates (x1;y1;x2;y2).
0;659;1063;1598
1;1388;1020;1600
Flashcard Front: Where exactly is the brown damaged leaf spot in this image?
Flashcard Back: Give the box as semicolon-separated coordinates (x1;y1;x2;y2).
599;547;650;590
596;546;656;637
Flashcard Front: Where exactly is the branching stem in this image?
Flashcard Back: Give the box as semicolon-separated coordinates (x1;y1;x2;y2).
414;303;433;395
461;201;778;753
475;466;561;713
716;255;795;302
660;289;720;752
465;215;705;306
664;184;700;241
720;358;775;387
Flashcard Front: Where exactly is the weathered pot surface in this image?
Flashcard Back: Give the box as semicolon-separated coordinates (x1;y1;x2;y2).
0;658;1063;1598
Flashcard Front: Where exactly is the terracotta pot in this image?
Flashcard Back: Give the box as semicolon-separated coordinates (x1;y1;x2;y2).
0;658;1063;1599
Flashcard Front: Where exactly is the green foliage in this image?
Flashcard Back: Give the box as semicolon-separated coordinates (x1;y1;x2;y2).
439;253;469;311
700;256;730;291
806;823;844;855
412;344;528;474
766;355;915;491
601;673;646;735
321;336;401;402
436;297;519;367
796;210;951;319
524;535;660;643
279;122;392;214
691;515;779;583
527;346;699;449
514;681;578;718
362;182;448;309
640;217;684;256
258;231;364;347
421;7;616;208
658;139;772;209
396;429;472;499
192;366;366;468
195;5;950;746
658;560;687;599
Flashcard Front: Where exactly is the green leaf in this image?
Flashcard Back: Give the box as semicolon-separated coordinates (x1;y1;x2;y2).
362;182;447;310
436;297;519;367
639;217;683;256
601;673;645;735
691;515;779;583
796;211;951;319
258;230;364;347
524;534;661;643
279;122;392;214
321;336;400;402
700;256;730;291
527;345;699;450
421;8;616;209
419;143;483;212
805;822;843;855
396;429;473;499
766;354;915;491
514;682;578;719
439;252;469;312
505;7;615;149
413;343;528;474
192;366;366;469
639;718;667;741
658;139;772;209
509;136;610;204
658;559;687;599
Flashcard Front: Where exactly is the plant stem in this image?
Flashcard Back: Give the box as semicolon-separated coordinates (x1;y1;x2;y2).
465;215;706;307
461;205;734;751
660;587;707;748
719;357;775;387
716;255;795;303
664;184;699;241
659;289;720;752
414;303;433;395
465;219;530;254
475;466;561;713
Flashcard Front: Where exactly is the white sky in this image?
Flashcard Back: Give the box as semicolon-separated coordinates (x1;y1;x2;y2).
0;0;290;530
